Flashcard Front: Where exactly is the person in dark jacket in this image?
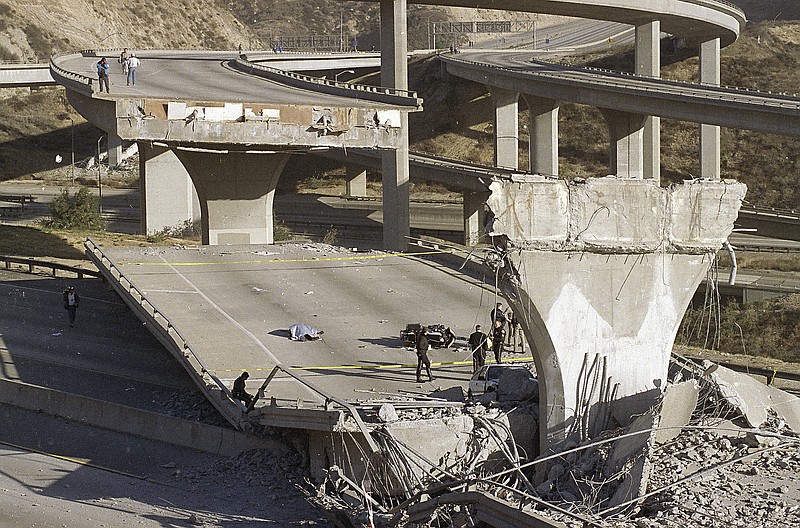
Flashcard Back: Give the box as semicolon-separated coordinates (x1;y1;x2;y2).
490;302;507;329
62;286;80;327
491;320;506;364
96;58;110;93
232;371;253;407
415;327;434;383
468;324;488;373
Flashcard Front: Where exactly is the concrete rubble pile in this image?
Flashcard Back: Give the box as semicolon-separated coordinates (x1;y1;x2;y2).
309;356;800;528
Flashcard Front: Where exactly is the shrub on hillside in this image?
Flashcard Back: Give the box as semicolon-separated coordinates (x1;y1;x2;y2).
44;188;104;230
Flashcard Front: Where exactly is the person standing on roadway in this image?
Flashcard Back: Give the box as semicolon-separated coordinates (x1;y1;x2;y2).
62;286;80;327
118;48;129;73
468;324;488;373
490;302;507;330
126;53;140;86
232;371;253;407
96;58;110;93
491;320;506;364
415;326;434;383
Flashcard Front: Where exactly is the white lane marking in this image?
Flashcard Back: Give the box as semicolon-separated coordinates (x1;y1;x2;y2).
142;289;199;294
155;255;281;365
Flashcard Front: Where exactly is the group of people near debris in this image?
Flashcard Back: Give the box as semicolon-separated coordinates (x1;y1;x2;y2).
468;302;523;373
95;48;141;93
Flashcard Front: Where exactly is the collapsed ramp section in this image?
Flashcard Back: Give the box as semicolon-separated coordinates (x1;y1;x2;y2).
86;238;251;430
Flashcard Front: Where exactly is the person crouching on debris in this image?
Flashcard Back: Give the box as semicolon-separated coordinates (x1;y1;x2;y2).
232;371;253;407
415;326;434;383
62;286;80;327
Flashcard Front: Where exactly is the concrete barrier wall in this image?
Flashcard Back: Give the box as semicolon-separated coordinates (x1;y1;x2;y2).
0;378;285;457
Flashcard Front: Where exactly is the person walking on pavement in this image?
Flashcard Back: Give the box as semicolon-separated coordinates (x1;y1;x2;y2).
491;319;506;364
96;57;110;93
468;324;488;373
126;53;140;86
62;286;80;327
119;48;129;73
232;371;253;407
415;326;434;383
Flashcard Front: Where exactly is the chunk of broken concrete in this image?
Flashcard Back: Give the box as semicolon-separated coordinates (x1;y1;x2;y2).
704;361;800;432
378;403;399;423
655;380;700;445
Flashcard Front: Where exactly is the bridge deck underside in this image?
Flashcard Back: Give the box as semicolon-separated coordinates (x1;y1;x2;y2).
97;244;499;413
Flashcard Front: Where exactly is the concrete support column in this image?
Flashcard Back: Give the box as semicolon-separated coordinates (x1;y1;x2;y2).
139;142;198;235
463;190;490;247
600;109;648;179
173;150;290;245
345;165;368;198
486;178;747;452
522;95;559;176
700;38;721;180
635;21;661;182
380;0;410;251
491;88;520;170
107;133;123;168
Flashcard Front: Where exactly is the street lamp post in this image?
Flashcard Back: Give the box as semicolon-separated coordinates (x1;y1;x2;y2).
340;9;344;52
69;117;75;186
96;135;104;214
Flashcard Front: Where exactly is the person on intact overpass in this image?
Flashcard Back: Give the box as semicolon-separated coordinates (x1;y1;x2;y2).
96;58;110;93
232;371;253;407
126;53;141;86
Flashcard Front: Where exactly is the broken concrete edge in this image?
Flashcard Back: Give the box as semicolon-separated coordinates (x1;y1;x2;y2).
486;177;746;253
0;377;286;458
702;360;800;433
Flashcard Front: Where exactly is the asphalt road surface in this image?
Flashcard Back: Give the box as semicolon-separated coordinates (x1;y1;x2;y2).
96;243;518;407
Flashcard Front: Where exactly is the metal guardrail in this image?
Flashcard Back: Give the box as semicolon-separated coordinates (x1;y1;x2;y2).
84;237;381;439
442;55;800;113
1;255;102;279
685;356;800;385
49;51;95;94
232;56;423;109
83;237;238;420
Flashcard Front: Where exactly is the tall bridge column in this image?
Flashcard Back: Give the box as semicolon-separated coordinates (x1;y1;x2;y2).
600;109;647;178
700;38;721;180
463;190;490;247
380;0;410;251
139;142;198;235
491;88;520;170
523;95;559;176
345;165;368;198
107;133;123;168
486;177;746;452
635;21;661;182
174;150;289;245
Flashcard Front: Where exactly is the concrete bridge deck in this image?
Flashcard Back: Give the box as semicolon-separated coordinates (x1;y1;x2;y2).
86;241;514;430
